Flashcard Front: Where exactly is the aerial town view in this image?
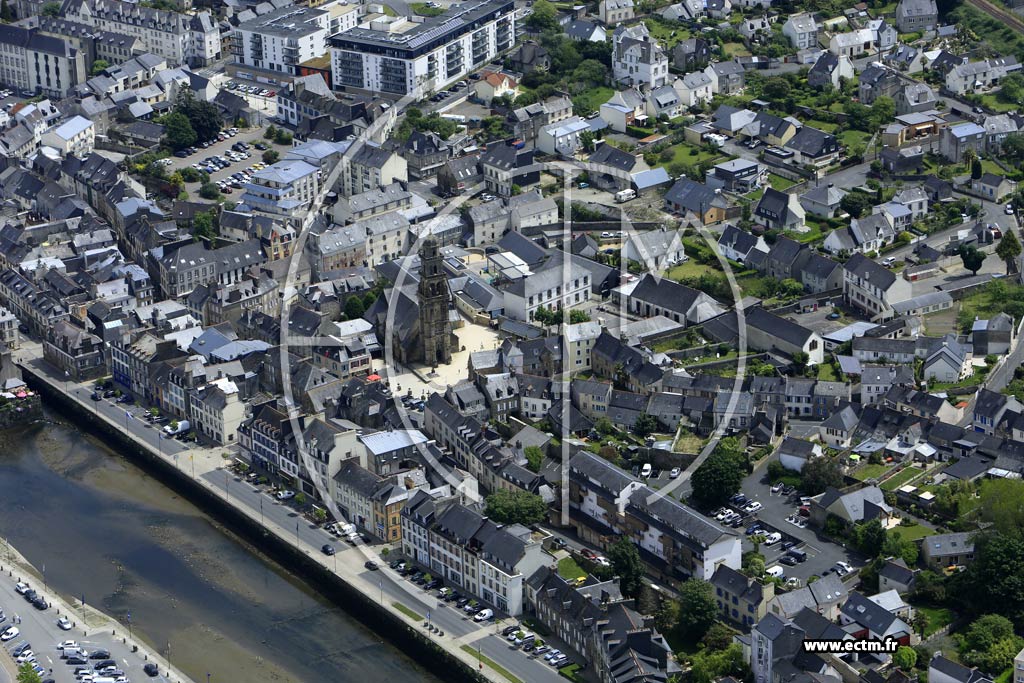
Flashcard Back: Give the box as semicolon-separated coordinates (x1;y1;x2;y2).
0;0;1023;681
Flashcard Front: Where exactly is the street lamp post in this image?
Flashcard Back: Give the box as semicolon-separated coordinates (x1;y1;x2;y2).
127;611;132;642
224;470;229;501
295;521;299;549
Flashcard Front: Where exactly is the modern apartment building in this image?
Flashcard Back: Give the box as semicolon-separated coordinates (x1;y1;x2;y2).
239;159;321;226
0;25;87;98
232;6;329;80
64;0;220;67
330;0;516;98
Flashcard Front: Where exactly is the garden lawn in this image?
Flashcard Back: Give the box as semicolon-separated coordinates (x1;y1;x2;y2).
852;463;890;481
913;605;954;637
767;173;796;190
643;18;690;49
723;42;751;57
667;260;719;280
839;129;871;148
881;466;924;491
572;86;614;115
817;364;838;381
655;142;724;170
557;556;586;581
890;522;935;542
675;432;705;453
805;119;838;132
979;93;1018;113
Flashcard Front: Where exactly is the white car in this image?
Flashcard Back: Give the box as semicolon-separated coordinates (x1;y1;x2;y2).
15;650;35;663
0;626;18;641
640;463;652;478
744;501;763;513
15;581;29;594
57;640;79;650
595;556;611;567
57;617;72;631
715;508;730;521
276;490;296;500
834;561;853;575
763;532;782;546
771;482;783;494
474;608;494;622
1007;204;1015;215
544;649;562;661
669;467;681;479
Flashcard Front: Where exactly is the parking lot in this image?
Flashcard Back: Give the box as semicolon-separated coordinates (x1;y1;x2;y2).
163;127;286;200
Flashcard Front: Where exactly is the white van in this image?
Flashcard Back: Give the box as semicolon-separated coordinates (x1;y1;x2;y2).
765;565;785;579
640;463;653;478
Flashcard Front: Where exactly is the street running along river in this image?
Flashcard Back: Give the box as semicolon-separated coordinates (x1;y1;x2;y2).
0;414;442;683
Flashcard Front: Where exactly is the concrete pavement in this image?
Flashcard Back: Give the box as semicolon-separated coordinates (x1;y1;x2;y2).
18;352;565;683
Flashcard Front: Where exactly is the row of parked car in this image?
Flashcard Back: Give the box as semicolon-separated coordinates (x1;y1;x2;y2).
227;82;276;98
390;560;494;621
500;624;573;668
710;493;764;528
428;79;468;102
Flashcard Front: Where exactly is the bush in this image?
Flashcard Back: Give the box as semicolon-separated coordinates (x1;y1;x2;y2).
199;183;220;200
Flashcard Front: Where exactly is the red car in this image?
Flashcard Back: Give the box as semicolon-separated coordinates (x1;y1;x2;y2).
580;549;597;561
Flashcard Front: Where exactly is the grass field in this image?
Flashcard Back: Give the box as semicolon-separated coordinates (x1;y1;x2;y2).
667;259;719;280
644;18;690;49
817;364;838;381
676;431;705;453
655;142;724;170
890;522;935;542
557;556;586;581
572;86;614;115
839;129;871;148
392;602;423;621
723;42;751;57
881;467;924;491
853;463;890;481
461;645;522;683
410;2;444;15
914;605;955;637
768;173;797;190
805;119;838;132
979;93;1018;113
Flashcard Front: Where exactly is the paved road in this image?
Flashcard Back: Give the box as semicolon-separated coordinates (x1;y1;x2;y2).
198;469;568;683
0;572;173;683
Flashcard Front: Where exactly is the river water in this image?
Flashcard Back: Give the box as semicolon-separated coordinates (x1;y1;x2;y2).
0;415;441;683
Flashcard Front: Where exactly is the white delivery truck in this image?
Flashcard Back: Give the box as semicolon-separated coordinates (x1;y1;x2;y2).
163;419;190;435
614;189;636;203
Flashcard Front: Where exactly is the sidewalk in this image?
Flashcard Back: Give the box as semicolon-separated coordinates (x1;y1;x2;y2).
18;355;532;683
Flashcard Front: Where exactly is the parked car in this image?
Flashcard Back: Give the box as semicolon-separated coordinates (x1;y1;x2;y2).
474;608;493;622
144;663;160;677
56;618;71;631
276;490;295;500
669;467;681;479
321;544;336;556
1;627;19;641
763;532;782;546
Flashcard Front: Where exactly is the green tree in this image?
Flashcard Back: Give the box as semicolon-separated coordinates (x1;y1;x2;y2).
870;96;895;129
579;129;596;153
484;489;547;525
800;456;843;495
676;579;720;641
608;536;645;597
265;124;277;140
840;191;872;218
892;646;917;670
41;0;60;14
524;445;544;473
998;71;1024;106
882;530;919;566
1;0;13;21
978;637;1024;674
90;59;110;76
654;598;680;633
192;210;217;241
912;612;930;638
996;229;1022;275
959;245;986;275
199;182;220;200
569;309;591;324
526;0;559;31
691;439;747;507
702;622;735;651
689;644;745;683
17;662;42;683
263;149;280;165
960;614;1015;655
854;519;888;557
162;112;197;151
275;129;293;145
344;295;366;320
791;351;810;374
972;157;983;180
594;417;615;435
1003;134;1024;161
634;413;658;438
953;533;1024;625
762;77;791;100
175;91;221;142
